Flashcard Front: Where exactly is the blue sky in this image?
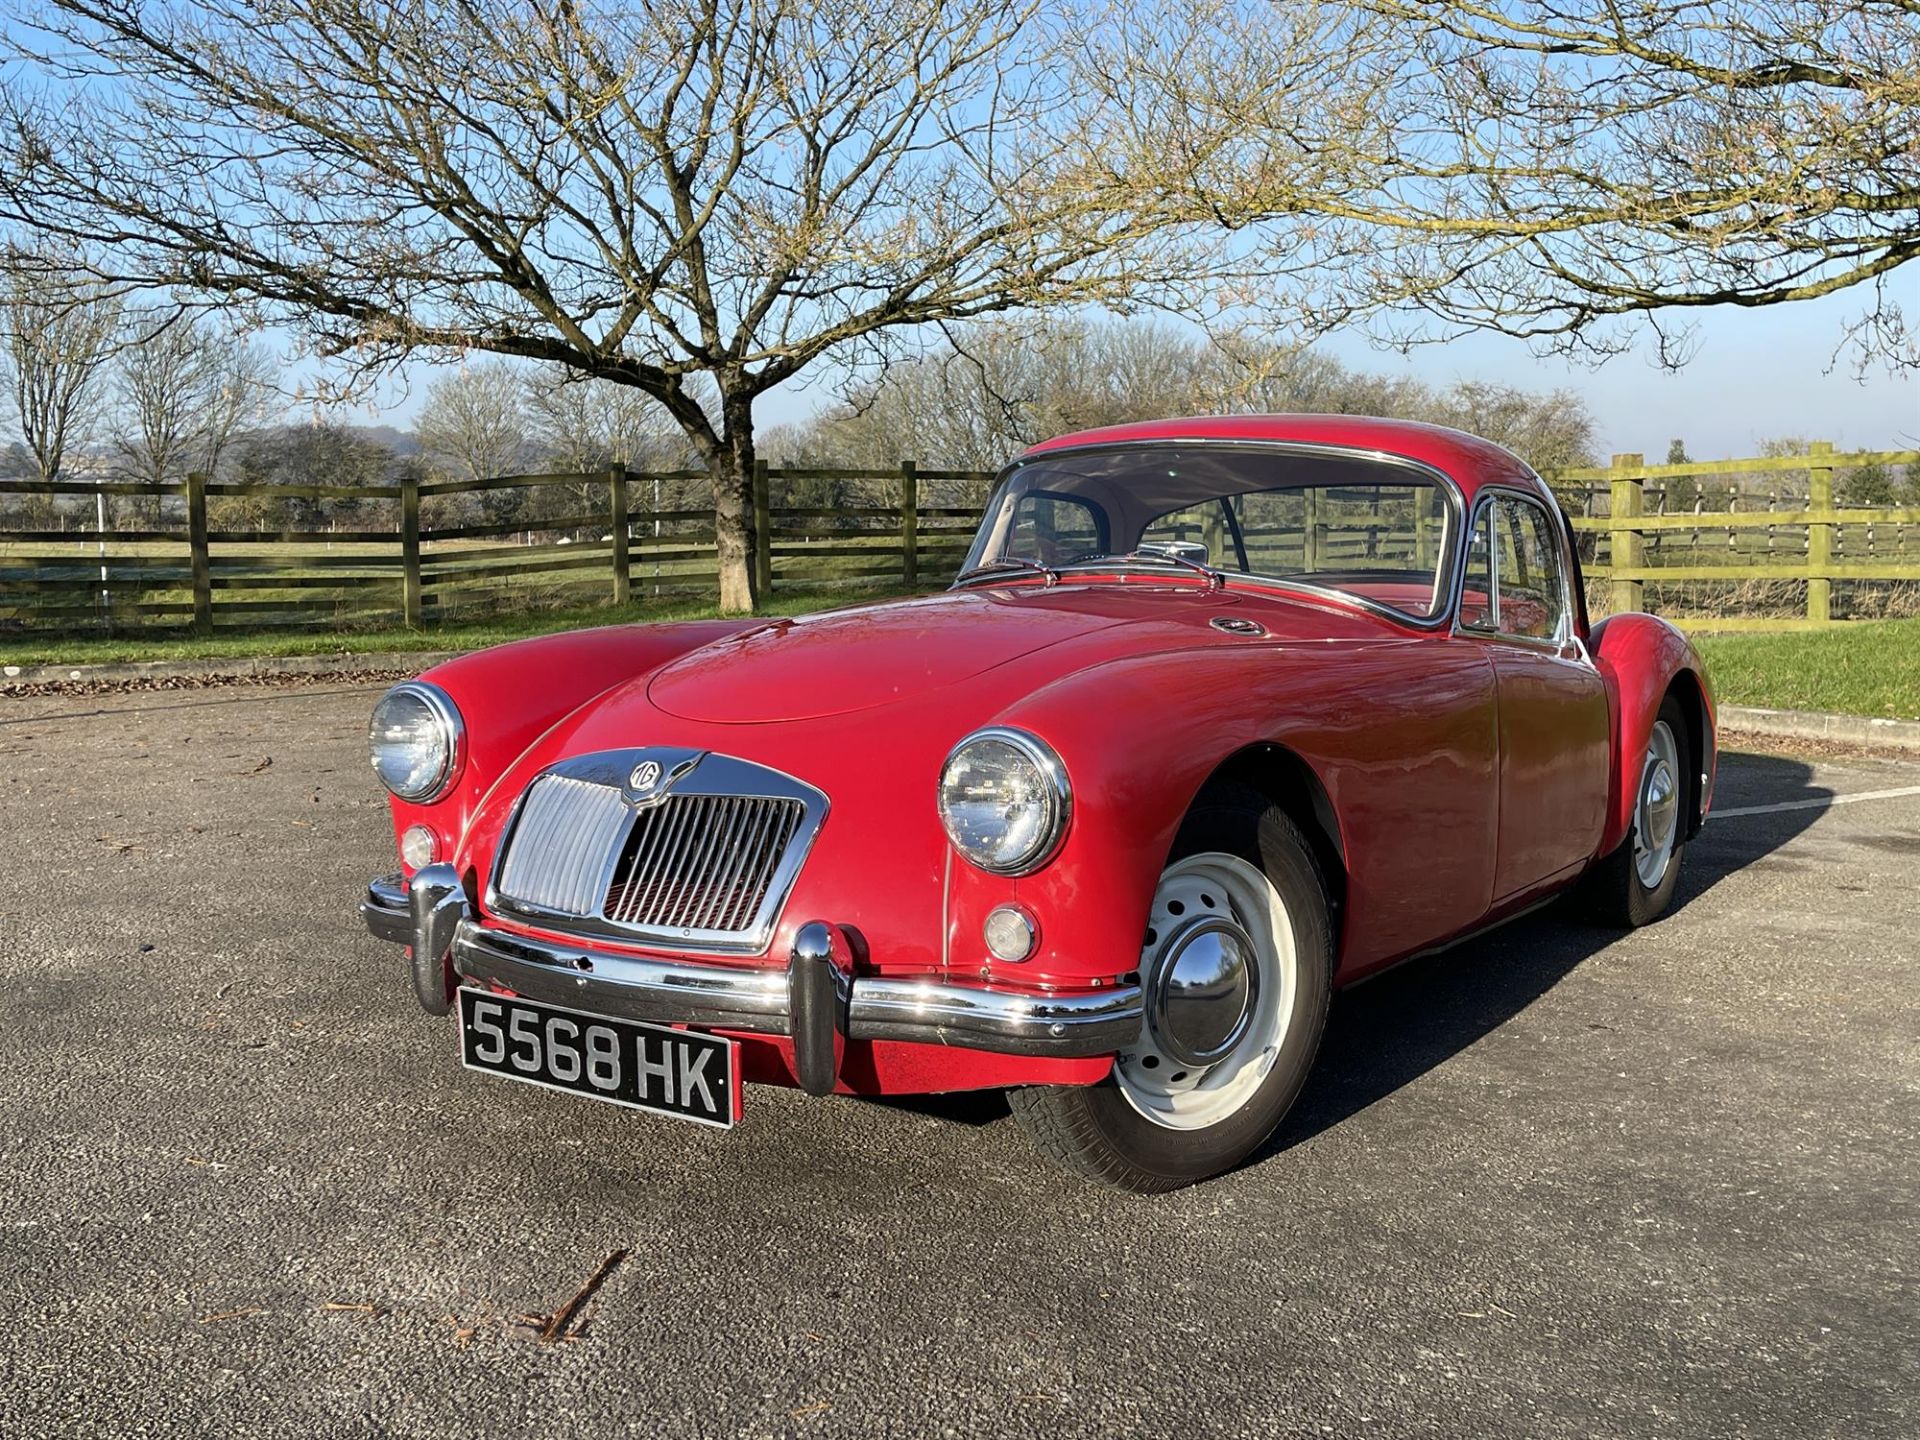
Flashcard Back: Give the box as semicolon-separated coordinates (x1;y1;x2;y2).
322;284;1919;465
1318;292;1919;461
756;287;1920;462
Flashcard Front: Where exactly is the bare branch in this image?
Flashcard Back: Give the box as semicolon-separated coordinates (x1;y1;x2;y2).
0;0;1344;607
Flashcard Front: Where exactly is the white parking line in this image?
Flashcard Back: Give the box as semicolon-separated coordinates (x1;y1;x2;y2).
1713;784;1920;820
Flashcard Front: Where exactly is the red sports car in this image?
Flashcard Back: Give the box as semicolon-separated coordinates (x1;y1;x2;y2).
362;416;1715;1191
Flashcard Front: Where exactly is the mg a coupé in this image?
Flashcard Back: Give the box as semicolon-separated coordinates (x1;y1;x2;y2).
361;416;1716;1192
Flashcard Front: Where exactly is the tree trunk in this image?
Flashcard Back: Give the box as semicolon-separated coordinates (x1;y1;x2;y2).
710;395;758;614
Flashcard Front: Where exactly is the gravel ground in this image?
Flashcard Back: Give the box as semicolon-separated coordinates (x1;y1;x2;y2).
1;683;1914;1439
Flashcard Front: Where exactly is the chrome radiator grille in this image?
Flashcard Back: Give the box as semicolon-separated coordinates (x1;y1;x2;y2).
487;749;825;952
492;775;632;916
604;793;804;934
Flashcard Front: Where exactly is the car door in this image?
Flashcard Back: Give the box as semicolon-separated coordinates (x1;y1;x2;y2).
1461;491;1611;902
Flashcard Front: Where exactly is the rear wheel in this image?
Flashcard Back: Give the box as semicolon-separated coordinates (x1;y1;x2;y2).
1010;786;1332;1192
1586;694;1690;927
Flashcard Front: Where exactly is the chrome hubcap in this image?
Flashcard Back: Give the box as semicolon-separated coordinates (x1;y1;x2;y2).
1634;720;1681;889
1116;854;1295;1132
1149;916;1257;1066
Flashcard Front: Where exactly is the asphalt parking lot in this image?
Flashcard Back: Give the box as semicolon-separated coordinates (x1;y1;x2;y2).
1;682;1915;1439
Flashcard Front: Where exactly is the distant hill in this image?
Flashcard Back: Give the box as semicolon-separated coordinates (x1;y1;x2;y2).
348;424;422;455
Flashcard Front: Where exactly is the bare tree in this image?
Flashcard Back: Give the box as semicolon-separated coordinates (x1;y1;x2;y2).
114;316;213;510
0;246;120;484
780;317;1597;476
199;341;276;483
1172;1;1920;365
525;367;675;471
220;420;396;532
415;364;529;486
523;364;698;520
780;321;1265;474
1428;382;1596;475
114;317;276;521
0;0;1366;610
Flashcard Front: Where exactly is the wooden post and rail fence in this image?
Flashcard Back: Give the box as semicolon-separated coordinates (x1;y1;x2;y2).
3;447;1918;637
0;461;989;637
1555;446;1920;631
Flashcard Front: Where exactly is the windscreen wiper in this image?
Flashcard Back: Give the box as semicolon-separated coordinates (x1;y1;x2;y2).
1089;546;1226;591
953;555;1059;587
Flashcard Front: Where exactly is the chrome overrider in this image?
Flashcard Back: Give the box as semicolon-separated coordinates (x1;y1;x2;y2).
363;866;1144;1095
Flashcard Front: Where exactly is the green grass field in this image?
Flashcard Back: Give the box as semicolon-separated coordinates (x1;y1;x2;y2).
1690;619;1919;720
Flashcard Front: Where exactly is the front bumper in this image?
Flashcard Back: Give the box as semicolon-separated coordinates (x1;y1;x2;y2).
363;870;1142;1093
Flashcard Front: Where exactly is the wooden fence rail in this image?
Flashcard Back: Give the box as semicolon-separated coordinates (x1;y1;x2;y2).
0;463;992;636
1543;446;1920;629
4;447;1918;636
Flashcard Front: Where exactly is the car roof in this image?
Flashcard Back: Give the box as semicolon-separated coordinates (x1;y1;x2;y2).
1019;414;1549;507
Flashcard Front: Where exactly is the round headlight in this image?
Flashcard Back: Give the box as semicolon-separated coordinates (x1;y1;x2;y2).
937;727;1070;876
368;682;463;802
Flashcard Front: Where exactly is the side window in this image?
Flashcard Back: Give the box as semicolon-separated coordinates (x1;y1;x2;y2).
1005;494;1103;565
1492;497;1567;641
1459;509;1495;629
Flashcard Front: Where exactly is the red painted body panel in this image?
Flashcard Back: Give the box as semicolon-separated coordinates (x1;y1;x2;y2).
450;585;1411;981
384;618;753;871
1466;635;1612;901
375;416;1717;1098
970;617;1503;987
1589;613;1718;854
647;590;1134;723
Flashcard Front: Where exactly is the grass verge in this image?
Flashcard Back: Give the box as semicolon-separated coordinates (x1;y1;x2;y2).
1690;618;1919;720
0;586;916;668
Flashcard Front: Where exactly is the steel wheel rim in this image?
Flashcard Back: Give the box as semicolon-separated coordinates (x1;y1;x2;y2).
1115;853;1296;1132
1634;720;1681;889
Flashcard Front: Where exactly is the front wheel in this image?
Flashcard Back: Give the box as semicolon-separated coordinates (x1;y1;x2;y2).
1585;695;1690;928
1010;787;1332;1193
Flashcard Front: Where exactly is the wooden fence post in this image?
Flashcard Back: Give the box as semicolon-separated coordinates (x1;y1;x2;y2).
186;470;212;636
900;459;919;588
1608;453;1645;614
399;473;423;627
1807;441;1834;623
1413;489;1434;570
608;467;630;605
752;458;773;596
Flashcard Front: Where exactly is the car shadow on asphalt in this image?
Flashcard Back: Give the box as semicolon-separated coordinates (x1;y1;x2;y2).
1270;750;1831;1158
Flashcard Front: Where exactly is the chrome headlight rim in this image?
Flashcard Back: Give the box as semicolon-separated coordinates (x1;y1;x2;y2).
369;680;465;804
937;725;1072;877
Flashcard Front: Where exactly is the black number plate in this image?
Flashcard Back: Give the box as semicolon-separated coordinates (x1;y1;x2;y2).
457;988;739;1129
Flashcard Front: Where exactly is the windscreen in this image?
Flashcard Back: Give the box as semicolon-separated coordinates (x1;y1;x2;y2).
963;444;1458;620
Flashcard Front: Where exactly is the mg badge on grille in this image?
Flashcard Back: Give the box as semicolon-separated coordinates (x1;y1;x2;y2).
623;753;701;806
